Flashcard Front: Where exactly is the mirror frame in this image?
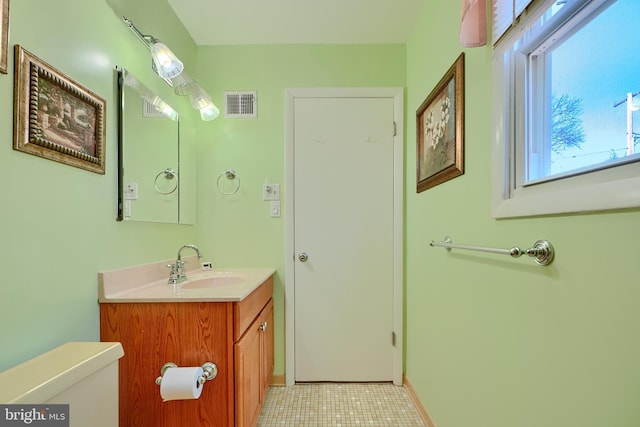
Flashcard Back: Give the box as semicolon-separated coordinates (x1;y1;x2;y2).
117;68;124;220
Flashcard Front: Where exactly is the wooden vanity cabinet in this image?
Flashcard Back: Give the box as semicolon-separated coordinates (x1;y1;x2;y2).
100;275;274;427
235;298;274;427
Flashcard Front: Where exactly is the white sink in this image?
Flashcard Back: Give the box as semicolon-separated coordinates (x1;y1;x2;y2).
180;273;245;289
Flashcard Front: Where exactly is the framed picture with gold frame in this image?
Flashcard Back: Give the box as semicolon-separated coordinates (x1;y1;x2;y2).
416;53;464;192
13;45;106;174
0;0;8;74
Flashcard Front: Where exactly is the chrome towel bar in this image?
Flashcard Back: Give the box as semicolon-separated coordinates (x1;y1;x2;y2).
429;236;555;266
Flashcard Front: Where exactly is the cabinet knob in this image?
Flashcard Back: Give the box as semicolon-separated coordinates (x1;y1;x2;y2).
259;321;268;331
298;252;309;262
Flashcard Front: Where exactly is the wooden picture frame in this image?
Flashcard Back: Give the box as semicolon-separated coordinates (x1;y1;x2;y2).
416;53;464;192
13;45;106;174
0;0;8;74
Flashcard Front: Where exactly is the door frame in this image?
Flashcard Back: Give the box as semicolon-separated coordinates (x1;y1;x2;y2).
284;87;404;386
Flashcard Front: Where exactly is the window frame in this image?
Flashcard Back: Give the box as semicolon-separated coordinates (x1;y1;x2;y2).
491;0;640;218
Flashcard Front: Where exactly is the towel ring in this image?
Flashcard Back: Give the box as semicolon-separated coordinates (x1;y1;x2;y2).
216;169;241;195
154;168;178;195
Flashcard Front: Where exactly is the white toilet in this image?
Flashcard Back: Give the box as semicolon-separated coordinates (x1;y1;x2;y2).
0;342;124;427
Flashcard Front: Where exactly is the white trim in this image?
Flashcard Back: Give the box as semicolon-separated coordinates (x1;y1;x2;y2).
491;0;640;218
284;87;404;386
492;48;640;218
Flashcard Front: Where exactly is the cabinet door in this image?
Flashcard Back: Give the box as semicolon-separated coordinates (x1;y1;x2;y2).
235;315;262;427
100;302;232;427
260;299;274;401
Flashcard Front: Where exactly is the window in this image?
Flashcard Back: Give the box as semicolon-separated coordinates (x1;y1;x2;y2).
492;0;640;217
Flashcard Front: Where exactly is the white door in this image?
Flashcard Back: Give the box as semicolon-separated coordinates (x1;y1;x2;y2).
287;90;402;383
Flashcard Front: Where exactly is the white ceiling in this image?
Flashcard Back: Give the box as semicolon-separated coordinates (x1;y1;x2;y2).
166;0;426;45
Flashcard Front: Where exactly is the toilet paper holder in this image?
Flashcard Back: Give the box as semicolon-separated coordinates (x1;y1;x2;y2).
154;362;218;386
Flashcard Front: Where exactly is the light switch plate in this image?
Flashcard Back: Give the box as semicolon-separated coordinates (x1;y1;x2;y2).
123;200;131;217
270;201;281;217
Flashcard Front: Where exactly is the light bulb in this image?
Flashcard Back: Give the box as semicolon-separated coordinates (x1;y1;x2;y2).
200;103;220;121
189;84;213;110
190;89;211;110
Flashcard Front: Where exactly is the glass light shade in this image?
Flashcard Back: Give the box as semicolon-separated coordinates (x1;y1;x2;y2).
150;40;184;79
200;103;220;121
171;72;198;96
189;85;212;110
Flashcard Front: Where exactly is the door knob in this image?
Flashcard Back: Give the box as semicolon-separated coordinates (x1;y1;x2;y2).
298;252;309;262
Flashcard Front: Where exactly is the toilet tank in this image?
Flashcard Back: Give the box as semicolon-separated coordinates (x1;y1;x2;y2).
0;342;124;427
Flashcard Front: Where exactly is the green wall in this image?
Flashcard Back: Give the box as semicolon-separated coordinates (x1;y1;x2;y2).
0;0;406;380
192;44;407;376
0;0;197;371
405;3;640;427
3;2;639;426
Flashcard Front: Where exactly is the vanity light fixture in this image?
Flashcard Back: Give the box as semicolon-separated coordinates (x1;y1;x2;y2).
190;84;213;110
149;40;183;79
189;81;221;121
123;17;183;79
122;17;219;121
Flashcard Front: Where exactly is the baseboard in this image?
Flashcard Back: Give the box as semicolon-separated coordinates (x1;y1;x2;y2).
270;374;286;386
403;375;437;427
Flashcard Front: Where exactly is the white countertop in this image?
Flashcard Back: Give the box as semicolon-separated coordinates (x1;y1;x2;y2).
98;258;275;303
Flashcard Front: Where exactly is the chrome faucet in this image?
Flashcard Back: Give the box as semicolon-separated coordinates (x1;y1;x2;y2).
167;244;203;284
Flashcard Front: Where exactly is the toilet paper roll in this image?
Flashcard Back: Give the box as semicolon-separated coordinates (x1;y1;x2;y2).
160;367;204;401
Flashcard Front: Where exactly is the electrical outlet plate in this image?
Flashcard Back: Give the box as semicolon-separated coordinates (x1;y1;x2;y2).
263;183;280;201
125;182;138;200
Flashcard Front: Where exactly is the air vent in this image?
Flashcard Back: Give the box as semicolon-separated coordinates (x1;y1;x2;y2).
143;100;164;118
224;91;257;118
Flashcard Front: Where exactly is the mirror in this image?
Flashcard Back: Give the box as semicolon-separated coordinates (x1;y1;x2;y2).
116;67;194;224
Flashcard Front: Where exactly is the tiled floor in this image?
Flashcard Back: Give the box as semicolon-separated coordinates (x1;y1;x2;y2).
257;383;425;426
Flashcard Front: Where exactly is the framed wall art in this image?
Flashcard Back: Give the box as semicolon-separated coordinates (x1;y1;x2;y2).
416;53;464;192
0;0;8;74
13;45;106;174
